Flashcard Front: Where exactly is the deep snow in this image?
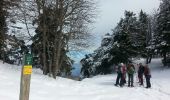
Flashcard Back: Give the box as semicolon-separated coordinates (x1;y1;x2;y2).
0;58;170;100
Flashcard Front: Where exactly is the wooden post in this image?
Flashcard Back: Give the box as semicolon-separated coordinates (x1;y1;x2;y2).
19;54;33;100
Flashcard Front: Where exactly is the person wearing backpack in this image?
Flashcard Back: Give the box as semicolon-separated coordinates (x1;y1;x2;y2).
127;63;135;87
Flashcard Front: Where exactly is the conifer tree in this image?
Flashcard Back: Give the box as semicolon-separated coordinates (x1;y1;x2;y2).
0;0;20;60
157;0;170;66
112;11;139;62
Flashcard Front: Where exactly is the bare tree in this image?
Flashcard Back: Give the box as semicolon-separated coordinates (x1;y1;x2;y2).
8;0;38;40
33;0;96;78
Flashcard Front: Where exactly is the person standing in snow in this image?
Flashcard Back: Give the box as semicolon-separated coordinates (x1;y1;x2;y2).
127;63;135;87
122;64;127;85
115;63;124;87
144;64;151;88
138;63;145;85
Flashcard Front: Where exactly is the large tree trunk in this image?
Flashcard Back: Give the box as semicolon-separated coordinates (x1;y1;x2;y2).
47;41;52;77
52;30;62;78
51;0;64;78
42;6;48;75
35;0;48;74
52;32;59;78
42;25;47;75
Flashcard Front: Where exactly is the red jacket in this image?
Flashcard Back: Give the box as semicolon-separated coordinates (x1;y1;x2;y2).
121;65;127;74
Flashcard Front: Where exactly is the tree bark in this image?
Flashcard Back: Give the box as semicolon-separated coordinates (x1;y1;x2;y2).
42;22;47;75
42;1;48;75
47;40;52;77
52;30;62;78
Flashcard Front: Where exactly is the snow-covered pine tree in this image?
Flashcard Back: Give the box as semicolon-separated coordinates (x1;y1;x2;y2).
0;1;7;60
80;10;153;78
112;11;139;62
80;33;113;76
138;10;154;63
80;11;139;77
0;0;20;61
157;0;170;66
138;10;148;50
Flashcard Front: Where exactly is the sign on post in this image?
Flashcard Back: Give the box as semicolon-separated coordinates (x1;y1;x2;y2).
24;54;32;65
19;54;33;100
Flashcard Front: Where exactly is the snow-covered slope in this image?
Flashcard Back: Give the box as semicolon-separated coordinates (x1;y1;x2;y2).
0;58;170;100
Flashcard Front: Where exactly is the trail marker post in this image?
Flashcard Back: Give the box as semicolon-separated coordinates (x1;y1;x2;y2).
19;54;33;100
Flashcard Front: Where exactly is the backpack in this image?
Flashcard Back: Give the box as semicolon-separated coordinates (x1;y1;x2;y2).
128;66;135;74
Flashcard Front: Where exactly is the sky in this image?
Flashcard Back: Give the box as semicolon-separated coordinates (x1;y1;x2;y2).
92;0;161;36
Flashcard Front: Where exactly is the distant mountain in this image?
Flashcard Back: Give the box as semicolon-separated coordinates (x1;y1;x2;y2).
68;50;92;76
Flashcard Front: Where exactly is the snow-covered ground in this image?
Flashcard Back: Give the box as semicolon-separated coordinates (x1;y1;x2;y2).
0;58;170;100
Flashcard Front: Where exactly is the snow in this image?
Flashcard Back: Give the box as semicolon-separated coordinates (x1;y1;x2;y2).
0;58;170;100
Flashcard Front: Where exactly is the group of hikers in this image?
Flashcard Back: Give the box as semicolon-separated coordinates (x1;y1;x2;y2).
114;63;152;88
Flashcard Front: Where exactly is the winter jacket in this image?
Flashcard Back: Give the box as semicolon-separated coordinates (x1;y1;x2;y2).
144;67;151;76
127;65;135;74
138;65;145;75
121;65;127;74
116;65;122;74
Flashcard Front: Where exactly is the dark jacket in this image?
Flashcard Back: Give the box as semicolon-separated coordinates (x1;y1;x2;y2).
138;65;145;75
116;65;122;74
144;67;151;76
127;64;135;74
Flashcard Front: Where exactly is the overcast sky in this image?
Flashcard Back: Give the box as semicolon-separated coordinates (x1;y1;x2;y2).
91;0;160;36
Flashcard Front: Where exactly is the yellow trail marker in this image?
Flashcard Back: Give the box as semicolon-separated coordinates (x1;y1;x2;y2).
23;65;32;75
